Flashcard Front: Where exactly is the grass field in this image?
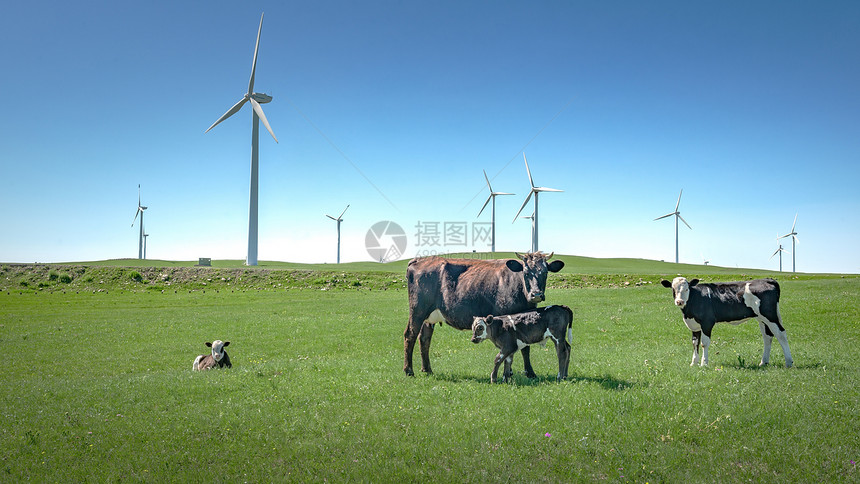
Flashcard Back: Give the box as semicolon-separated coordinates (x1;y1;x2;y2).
1;257;858;482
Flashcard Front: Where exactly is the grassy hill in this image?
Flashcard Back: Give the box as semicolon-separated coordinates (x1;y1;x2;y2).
2;253;850;294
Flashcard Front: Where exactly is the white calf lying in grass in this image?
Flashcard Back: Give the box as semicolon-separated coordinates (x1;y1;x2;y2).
192;340;232;370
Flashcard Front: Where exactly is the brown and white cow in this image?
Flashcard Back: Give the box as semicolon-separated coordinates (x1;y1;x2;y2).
661;277;793;367
192;340;232;371
404;252;564;376
471;305;573;383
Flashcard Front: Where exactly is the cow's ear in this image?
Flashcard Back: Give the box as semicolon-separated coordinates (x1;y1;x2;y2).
547;260;565;272
660;280;672;288
505;260;523;272
223;341;230;347
486;315;494;323
689;279;699;287
205;342;213;347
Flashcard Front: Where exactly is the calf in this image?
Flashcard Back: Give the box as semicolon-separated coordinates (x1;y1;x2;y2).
661;277;793;367
192;340;232;371
470;305;573;383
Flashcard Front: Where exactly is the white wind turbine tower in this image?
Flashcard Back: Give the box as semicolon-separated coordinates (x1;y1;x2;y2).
477;170;514;253
521;212;535;250
205;13;278;266
771;235;789;272
143;233;149;260
778;214;800;272
512;153;563;253
654;189;692;263
131;184;147;259
326;205;350;264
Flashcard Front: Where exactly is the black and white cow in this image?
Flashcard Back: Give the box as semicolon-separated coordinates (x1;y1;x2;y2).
192;340;232;371
470;305;573;383
661;277;793;367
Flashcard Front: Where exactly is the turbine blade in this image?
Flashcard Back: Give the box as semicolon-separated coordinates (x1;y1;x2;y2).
483;169;493;192
654;213;674;221
523;153;535;188
326;215;337;221
477;195;492;217
248;13;264;95
132;209;139;227
675;189;683;212
771;248;780;258
494;192;515;196
793;234;799;244
250;97;278;142
535;187;563;192
206;97;248;133
512;192;533;222
678;214;692;230
791;213;798;232
339;204;350;219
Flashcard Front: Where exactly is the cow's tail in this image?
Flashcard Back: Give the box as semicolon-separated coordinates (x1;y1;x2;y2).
563;305;574;343
193;355;204;371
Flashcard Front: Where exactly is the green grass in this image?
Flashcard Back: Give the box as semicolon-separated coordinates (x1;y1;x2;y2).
0;258;858;482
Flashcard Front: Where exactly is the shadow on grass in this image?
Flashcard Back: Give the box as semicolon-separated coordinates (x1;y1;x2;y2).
429;371;636;390
722;360;823;371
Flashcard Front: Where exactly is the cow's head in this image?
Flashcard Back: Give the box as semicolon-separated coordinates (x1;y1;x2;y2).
205;340;230;361
506;252;565;304
660;277;699;308
471;316;493;343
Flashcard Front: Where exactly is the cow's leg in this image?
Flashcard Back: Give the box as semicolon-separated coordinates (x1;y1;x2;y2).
690;331;701;366
521;346;537;378
418;322;435;374
758;321;774;366
760;306;793;367
556;339;571;380
700;332;711;367
503;355;514;383
403;309;430;376
491;352;510;383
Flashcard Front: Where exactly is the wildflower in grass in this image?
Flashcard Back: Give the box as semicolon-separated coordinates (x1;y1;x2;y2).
545;433;551;438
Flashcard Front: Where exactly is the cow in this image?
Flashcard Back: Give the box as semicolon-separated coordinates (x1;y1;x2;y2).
404;251;565;376
470;305;573;383
192;340;232;371
660;277;793;367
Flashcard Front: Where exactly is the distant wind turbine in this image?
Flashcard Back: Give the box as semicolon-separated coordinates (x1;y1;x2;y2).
778;214;799;272
771;237;789;272
326;205;350;264
654;189;692;263
512;153;563;252
477;170;514;253
131;184;147;260
143;233;149;260
205;13;278;266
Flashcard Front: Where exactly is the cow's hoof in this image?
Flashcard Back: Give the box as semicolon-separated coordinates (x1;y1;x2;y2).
759;361;768;367
421;368;433;375
785;361;794;368
524;371;537;379
404;368;414;377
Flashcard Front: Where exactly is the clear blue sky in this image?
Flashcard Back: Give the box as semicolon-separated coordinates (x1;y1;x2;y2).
2;1;858;273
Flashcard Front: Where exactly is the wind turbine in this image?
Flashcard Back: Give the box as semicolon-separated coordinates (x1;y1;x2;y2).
205;13;278;266
326;205;350;264
771;236;789;272
131;184;147;260
778;214;799;272
143;233;149;260
477;170;514;253
521;212;535;250
654;189;692;263
512;153;563;252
